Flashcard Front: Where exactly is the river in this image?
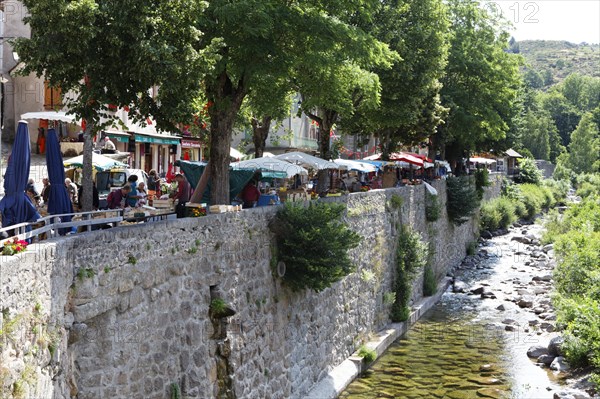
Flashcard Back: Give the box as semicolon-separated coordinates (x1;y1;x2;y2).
340;222;568;399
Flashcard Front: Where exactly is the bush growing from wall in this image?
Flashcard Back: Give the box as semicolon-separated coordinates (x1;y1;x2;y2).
391;226;428;322
446;176;480;225
474;168;490;200
425;193;441;222
271;202;361;292
422;265;437;297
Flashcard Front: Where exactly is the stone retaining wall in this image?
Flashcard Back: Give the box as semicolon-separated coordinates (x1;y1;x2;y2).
0;178;499;399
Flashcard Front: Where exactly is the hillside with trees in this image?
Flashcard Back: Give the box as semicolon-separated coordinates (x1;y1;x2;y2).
514;40;600;89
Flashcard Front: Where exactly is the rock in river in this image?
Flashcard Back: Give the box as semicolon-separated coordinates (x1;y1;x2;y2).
537;354;556;366
550;356;570;372
553;389;591;398
518;296;535;308
548;336;564;357
527;345;549;358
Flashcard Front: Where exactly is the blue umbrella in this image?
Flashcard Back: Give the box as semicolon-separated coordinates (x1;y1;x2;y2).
45;128;73;224
0;121;40;228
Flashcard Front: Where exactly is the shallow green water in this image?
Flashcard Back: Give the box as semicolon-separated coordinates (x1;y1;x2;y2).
341;231;565;399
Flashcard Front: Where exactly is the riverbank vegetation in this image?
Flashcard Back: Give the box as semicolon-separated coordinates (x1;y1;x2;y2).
479;178;568;232
543;179;600;387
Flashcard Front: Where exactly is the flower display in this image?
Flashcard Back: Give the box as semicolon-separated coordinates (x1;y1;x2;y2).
2;238;29;256
187;207;207;217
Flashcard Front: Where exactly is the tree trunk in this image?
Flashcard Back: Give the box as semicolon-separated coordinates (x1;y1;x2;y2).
303;108;338;194
81;124;94;212
251;116;272;158
381;130;392;161
202;71;248;205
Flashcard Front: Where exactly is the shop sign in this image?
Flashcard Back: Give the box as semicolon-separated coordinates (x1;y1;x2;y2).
181;139;203;148
134;134;179;145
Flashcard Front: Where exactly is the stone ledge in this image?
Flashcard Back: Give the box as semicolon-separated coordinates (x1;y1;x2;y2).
304;277;452;399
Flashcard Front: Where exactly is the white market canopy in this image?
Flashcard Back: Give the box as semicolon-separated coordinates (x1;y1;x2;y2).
64;153;128;171
469;157;496;165
333;158;377;173
275;151;342;170
21;111;79;124
231;157;308;178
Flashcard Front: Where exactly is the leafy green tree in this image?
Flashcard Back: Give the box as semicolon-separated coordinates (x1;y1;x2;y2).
566;112;600;174
15;0;216;210
539;90;581;148
436;0;522;163
196;0;395;203
361;0;449;159
520;109;564;162
239;76;294;158
524;69;544;89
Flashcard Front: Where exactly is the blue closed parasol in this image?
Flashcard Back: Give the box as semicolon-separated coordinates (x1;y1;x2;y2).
0;121;40;227
45;128;73;222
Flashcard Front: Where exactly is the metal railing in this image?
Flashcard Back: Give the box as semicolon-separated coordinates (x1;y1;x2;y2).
0;210;124;247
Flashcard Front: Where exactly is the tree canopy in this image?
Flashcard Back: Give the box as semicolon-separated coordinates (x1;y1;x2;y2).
436;0;522;163
15;0;218;209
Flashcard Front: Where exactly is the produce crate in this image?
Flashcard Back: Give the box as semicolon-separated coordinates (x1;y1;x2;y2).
152;199;173;209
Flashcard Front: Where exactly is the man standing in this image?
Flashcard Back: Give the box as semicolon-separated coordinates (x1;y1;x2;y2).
64;178;78;205
172;173;191;218
103;136;116;153
41;178;51;205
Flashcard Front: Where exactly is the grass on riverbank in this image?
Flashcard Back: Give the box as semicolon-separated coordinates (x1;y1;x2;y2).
479;179;568;232
544;178;600;388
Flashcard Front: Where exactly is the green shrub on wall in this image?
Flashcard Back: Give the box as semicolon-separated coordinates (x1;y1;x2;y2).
425;193;441;222
423;265;437;297
474;168;490;200
391;226;428;322
446;176;480;225
271;202;361;292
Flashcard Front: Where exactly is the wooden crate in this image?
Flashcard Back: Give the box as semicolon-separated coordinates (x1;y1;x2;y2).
152;199;173;209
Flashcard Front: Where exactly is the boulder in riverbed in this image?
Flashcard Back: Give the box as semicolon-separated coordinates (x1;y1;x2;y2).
527;345;549;358
518;297;535;308
553;390;591;399
512;236;533;245
470;286;485;295
550;356;570;372
481;230;493;239
548;336;564;357
453;280;468;293
537;354;555;366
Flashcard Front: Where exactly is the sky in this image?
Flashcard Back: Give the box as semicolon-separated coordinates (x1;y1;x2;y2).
483;1;600;44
